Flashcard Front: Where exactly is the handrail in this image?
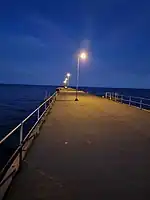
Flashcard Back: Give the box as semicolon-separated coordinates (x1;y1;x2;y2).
0;91;57;199
105;92;150;110
22;92;56;123
0;92;57;145
123;95;150;101
0;123;21;145
106;92;150;101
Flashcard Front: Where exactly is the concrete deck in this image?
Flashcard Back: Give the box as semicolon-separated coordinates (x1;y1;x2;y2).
5;90;150;200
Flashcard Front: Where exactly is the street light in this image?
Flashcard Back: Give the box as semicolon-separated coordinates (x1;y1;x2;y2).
63;79;67;89
75;51;87;101
63;73;71;89
66;73;71;87
80;52;87;60
67;73;71;78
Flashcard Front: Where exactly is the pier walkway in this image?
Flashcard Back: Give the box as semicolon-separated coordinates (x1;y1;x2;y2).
5;89;150;200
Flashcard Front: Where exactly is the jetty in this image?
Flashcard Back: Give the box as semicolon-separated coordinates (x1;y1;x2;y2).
1;88;150;200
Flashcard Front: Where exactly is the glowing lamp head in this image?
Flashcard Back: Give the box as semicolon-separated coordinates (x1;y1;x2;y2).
79;52;87;60
67;73;71;77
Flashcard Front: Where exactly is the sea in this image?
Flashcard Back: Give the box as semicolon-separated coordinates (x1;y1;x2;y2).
0;84;150;170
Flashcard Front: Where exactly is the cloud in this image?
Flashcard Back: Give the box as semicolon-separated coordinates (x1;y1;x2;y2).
27;14;77;52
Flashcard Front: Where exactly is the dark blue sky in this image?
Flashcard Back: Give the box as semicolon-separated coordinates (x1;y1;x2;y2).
0;0;150;88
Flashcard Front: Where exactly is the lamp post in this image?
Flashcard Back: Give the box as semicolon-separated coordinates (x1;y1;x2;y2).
63;79;67;88
75;52;87;101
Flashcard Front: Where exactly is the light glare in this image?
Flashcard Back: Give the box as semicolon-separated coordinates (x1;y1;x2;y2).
80;52;87;60
67;73;71;77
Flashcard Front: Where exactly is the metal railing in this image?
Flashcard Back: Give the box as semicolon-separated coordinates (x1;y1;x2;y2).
0;91;57;199
105;92;150;110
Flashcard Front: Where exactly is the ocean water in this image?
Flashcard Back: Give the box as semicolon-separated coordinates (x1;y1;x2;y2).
0;84;57;140
80;86;150;99
0;84;57;170
0;84;150;170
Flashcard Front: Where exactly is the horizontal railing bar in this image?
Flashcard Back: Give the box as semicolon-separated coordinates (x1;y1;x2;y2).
0;92;57;145
130;101;150;106
129;96;150;101
22;92;56;123
122;99;129;102
0;95;56;184
0;91;58;195
23;119;39;142
130;100;140;104
117;99;150;106
0;123;21;145
23;104;51;142
105;92;150;109
131;95;149;101
106;93;150;101
141;103;150;106
0;104;52;183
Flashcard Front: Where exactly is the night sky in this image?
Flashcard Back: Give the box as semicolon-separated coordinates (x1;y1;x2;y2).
0;0;150;88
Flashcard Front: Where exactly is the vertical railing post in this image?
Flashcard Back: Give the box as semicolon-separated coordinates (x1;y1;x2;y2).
112;93;114;100
19;122;23;169
49;97;52;109
37;108;40;120
51;97;54;105
140;99;142;109
19;123;23;145
37;108;40;135
121;95;123;103
44;102;47;110
110;93;111;100
115;93;116;101
105;92;107;99
129;96;131;106
117;94;118;101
